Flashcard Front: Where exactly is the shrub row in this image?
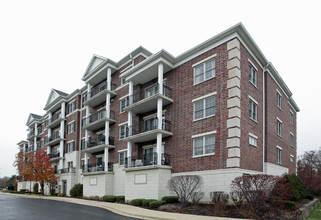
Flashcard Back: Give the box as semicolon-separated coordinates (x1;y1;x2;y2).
102;195;125;203
130;196;178;208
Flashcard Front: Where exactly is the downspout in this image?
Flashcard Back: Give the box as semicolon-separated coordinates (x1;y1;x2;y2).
262;62;271;174
78;98;82;184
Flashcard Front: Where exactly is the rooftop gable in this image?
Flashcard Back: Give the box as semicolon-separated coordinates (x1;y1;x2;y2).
44;88;68;111
26;113;42;126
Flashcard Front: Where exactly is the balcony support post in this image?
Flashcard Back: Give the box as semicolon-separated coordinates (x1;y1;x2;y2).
104;147;109;171
158;63;163;94
48;112;52;137
61;102;66;119
157;63;164;165
34;122;38;151
59;158;63;170
106;93;111;118
60;102;65;159
107;67;111;91
84;152;88;172
127;142;132;167
105;121;110;145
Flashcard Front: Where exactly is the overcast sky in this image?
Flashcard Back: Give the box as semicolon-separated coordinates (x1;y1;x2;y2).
0;0;320;177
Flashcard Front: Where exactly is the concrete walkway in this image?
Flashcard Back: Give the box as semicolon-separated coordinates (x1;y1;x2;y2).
3;193;243;220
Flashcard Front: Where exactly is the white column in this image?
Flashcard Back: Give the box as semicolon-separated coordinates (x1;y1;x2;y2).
157;63;164;165
105;121;110;145
87;83;92;99
60;102;65;159
61;102;66;119
84;152;88;172
127;81;134;165
107;67;111;91
48;112;52;137
104;147;109;171
59;159;63;170
34;122;38;151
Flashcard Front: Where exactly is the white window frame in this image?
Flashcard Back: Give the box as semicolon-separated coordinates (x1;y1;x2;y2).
120;96;129;113
193;94;216;121
68;100;77;114
277;146;282;164
249;97;258;121
193;55;216;85
277;90;282;109
119;123;129;139
249;62;257;86
249;133;258;147
277;118;282;137
66;140;75;153
118;150;127;166
290;110;294;125
290;132;294;147
290;155;294;163
67;121;75;134
192;131;216;157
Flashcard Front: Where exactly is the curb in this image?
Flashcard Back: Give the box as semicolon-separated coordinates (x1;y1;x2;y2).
298;198;320;220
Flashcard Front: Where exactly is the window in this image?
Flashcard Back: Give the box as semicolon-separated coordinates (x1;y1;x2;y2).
277;91;282;109
68;161;73;168
277;147;282;164
290;155;294;163
80;138;85;150
44;135;48;144
277;119;282;136
81;95;87;108
249;64;257;86
66;141;75;153
194;59;215;84
193;134;215;156
194;96;215;120
290;111;294;125
249;99;257;121
249;134;257;147
119;124;129;139
121;78;126;85
67;121;75;134
40;139;44;148
120;96;129;113
290;133;294;147
119;151;127;165
68;101;77;114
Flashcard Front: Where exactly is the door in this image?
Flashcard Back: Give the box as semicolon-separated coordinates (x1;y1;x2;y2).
62;181;67;195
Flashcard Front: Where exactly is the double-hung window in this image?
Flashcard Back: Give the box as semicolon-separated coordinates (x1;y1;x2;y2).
68;101;77;114
66;141;75;153
249;98;257;121
194;96;215;120
277;91;282;109
290;133;294;147
249;133;258;147
277;147;282;164
277;119;282;136
120;96;129;113
194;58;215;84
249;64;257;86
193;133;215;157
67;121;75;134
290;111;294;125
119;151;127;165
119;123;129;139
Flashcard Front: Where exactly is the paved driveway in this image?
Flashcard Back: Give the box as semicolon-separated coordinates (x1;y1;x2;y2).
0;194;141;220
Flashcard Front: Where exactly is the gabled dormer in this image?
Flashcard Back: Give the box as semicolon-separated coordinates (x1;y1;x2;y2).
44;89;68;112
26;113;42;127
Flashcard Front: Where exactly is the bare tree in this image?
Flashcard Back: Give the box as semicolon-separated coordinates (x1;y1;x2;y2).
168;175;203;204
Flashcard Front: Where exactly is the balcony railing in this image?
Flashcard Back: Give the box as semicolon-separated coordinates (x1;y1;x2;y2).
82;135;115;150
125;152;170;168
82;162;113;173
45;113;62;126
48;132;61;143
86;83;116;100
26;146;34;153
48;152;60;159
82;110;115;127
128;84;172;105
58;167;76;174
128;118;171;136
27;130;35;139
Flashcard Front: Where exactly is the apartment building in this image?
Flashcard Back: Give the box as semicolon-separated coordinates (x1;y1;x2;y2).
17;23;299;201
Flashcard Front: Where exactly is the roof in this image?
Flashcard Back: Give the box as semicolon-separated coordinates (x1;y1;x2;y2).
53;89;68;97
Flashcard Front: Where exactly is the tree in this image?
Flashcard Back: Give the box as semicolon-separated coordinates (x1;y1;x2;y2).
0;176;9;188
6;175;16;190
14;151;57;194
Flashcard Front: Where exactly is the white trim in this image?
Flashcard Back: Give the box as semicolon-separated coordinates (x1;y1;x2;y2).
66;109;81;118
116;82;129;91
249;132;258;139
143;111;166;120
66;139;75;144
277;145;282;150
96;106;106;112
192;130;217;139
248;95;258;105
192;92;217;103
119;94;129;100
248;59;258;71
96;130;104;135
192;54;217;67
266;69;289;99
276;89;282;96
289;109;293;114
192;153;215;158
120;64;132;73
96;154;103;158
67;120;75;125
118;149;128;153
118;121;128;126
290;132;294;136
277;117;282;123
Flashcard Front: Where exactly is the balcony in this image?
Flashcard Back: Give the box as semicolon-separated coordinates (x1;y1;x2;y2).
45;113;64;129
82;109;115;131
83;83;117;107
46;132;63;146
124;84;173;114
25;146;34;153
125;153;170;168
27;130;38;141
82;162;113;173
58;167;76;174
81;135;115;153
48;152;61;162
123;118;172;143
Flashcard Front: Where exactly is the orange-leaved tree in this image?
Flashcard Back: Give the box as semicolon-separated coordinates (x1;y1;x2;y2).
14;151;57;194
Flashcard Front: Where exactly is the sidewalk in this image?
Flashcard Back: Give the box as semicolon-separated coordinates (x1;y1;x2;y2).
4;193;242;220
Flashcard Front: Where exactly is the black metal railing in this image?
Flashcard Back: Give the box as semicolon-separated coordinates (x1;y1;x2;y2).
58;167;75;174
86;82;116;100
45;113;62;126
82;135;115;150
125;153;170;168
48;152;60;159
128;118;171;136
48;132;61;143
26;146;34;153
27;130;35;138
128;83;172;105
82;162;113;173
82;110;115;127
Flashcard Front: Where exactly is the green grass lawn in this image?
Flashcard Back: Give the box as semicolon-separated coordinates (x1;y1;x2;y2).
307;202;321;220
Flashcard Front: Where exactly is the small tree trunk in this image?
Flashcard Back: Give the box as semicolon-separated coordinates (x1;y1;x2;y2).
40;181;44;195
